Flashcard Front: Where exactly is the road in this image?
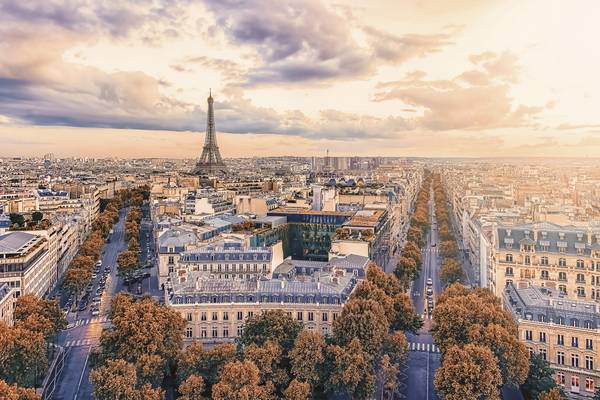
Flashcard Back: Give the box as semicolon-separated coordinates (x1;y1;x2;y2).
400;185;441;400
54;208;129;400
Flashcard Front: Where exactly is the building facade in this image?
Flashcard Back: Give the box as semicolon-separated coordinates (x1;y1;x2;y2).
504;284;600;397
0;283;16;326
491;223;600;301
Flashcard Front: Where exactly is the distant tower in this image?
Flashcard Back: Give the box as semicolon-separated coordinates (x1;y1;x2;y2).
194;90;226;175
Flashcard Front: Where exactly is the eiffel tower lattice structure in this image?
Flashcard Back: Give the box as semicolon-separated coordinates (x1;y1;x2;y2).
193;90;226;176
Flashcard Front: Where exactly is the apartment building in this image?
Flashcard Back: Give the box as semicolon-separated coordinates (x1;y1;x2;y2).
491;223;600;301
0;283;16;326
504;284;600;397
0;231;56;298
165;255;365;343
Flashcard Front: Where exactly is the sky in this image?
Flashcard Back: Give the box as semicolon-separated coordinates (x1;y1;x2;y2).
1;0;600;158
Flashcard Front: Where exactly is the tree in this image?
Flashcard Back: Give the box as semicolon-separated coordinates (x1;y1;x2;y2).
439;240;458;259
244;340;288;391
468;323;529;386
0;323;48;388
0;379;40;400
14;295;67;340
128;238;140;253
96;296;184;381
394;257;418;290
440;259;464;285
327;338;375;400
178;375;206;400
283;379;310;400
539;388;565;400
434;344;502;400
135;353;166;388
117;250;139;276
289;330;326;389
63;268;92;302
178;342;237;389
522;353;557;400
90;359;157;400
31;212;43;223
365;263;401;297
407;226;423;245
391;293;423;333
211;361;274;400
9;213;25;227
80;232;104;260
333;298;388;356
70;255;94;272
380;355;400;400
382;331;409;365
238;310;303;354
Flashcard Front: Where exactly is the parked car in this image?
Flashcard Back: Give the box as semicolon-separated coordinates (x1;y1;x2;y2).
426;278;433;286
92;296;101;303
91;273;97;279
78;302;88;311
426;287;433;296
91;307;100;316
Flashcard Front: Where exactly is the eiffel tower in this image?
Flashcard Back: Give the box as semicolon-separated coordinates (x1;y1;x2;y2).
193;90;226;176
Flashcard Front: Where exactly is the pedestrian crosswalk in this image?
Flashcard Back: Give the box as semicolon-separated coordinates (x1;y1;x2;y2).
422;248;438;254
409;342;440;353
63;338;96;348
67;316;108;329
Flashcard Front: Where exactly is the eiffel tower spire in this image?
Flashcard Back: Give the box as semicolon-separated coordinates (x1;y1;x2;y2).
194;90;226;175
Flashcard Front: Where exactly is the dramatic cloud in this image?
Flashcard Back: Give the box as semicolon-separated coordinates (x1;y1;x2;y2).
203;0;456;84
375;52;542;130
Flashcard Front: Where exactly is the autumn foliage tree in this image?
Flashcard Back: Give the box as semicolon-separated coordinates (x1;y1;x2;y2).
14;295;67;342
0;322;48;388
211;360;274;400
435;344;503;400
0;379;40;400
440;259;464;285
177;342;237;391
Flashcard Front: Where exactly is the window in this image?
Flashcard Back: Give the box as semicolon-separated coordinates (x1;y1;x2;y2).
578;287;586;297
573;337;579;347
322;312;328;322
525;330;533;341
556;372;565;386
586;355;594;370
333;313;338;321
201;327;207;338
247;311;254;318
297;311;303;321
586;378;595;392
237;326;243;336
201;312;207;321
186;327;193;338
557;334;564;346
223;327;229;338
559;285;567;295
559;258;566;267
237;311;243;321
572;376;580;390
577;273;586;283
558;272;567;281
308;312;314;321
525;255;531;265
539;332;546;343
506;254;513;262
168;255;174;264
541;256;548;265
572;353;580;368
557;351;565;365
212;327;218;338
541;270;549;279
506;266;514;276
540;348;547;361
577;259;585;269
223;312;229;321
586;338;593;350
212;312;218;321
186;312;193;322
322;326;329;335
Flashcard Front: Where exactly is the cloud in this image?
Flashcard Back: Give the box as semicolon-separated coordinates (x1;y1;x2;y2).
203;0;456;84
375;52;542;130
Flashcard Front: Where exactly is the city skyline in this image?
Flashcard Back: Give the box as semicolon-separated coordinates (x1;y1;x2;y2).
2;0;600;158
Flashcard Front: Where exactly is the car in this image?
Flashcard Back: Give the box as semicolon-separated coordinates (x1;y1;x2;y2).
96;261;102;267
92;296;101;303
426;287;433;296
95;289;103;296
78;302;88;311
91;308;100;316
104;266;111;272
432;243;437;247
91;273;97;279
426;278;433;286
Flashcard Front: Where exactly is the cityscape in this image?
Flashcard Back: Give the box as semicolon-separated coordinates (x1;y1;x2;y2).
1;1;600;400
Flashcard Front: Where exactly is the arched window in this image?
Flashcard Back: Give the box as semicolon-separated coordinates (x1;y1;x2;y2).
577;259;585;269
506;254;513;262
506;267;514;276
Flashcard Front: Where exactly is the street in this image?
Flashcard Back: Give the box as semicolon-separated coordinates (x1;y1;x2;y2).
401;185;441;400
54;208;128;400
